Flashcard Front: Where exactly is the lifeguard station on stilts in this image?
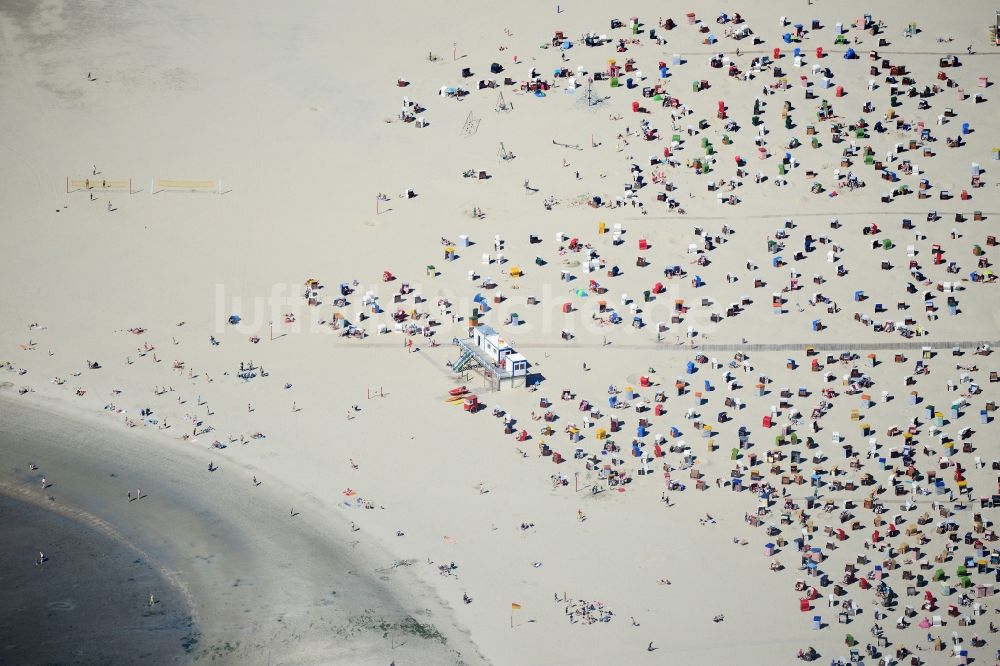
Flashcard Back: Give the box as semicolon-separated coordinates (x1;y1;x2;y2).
451;324;530;391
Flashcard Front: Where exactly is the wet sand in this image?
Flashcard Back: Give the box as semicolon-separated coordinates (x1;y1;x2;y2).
0;397;484;666
0;493;191;666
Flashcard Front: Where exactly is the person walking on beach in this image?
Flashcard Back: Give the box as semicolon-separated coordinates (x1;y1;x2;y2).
136;487;141;499
128;491;132;502
252;476;257;486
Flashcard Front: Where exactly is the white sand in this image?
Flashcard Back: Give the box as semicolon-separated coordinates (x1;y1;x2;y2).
2;0;999;663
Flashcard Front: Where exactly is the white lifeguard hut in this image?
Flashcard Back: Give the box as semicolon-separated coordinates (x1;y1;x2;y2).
452;324;529;390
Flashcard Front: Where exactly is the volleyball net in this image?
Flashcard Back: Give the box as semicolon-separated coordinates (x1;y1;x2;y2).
151;178;223;194
67;177;132;193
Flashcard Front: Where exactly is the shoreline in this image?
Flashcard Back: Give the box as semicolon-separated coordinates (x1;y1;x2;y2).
0;394;486;665
0;489;193;666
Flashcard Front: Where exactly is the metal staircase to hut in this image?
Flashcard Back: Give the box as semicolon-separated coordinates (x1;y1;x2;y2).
451;337;500;391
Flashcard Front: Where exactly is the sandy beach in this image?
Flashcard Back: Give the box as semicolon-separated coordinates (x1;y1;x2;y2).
2;0;999;663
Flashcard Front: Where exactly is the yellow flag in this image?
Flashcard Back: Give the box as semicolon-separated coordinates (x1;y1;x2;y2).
511;603;522;610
